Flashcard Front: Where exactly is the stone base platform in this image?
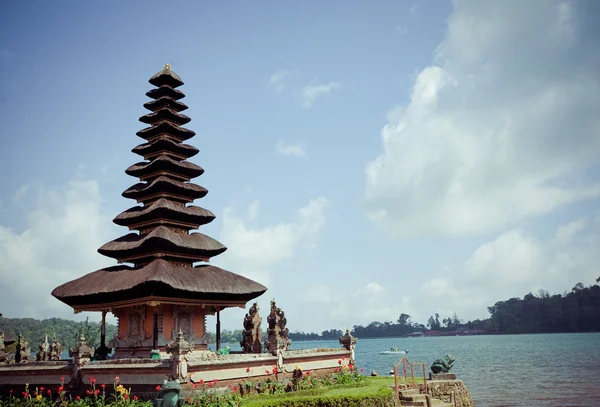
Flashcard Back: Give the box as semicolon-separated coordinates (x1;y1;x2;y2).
429;372;456;380
0;347;353;397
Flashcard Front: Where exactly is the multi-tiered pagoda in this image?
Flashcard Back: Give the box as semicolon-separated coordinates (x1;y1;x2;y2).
52;65;267;358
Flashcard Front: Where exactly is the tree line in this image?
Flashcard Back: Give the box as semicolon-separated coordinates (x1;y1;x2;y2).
0;317;117;353
3;277;598;347
288;277;600;340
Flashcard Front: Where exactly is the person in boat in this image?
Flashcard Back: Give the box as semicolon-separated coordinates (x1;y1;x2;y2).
390;347;394;352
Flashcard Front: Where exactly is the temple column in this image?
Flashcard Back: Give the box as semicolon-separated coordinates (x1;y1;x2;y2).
153;307;159;349
100;310;107;350
216;308;221;351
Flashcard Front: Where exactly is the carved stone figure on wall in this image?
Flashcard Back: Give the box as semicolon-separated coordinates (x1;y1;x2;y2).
48;334;62;361
0;332;7;363
240;302;262;353
264;299;291;355
36;335;49;361
15;333;30;363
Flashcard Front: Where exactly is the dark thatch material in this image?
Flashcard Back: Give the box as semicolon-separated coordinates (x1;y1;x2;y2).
132;139;199;160
146;86;184;101
98;226;226;261
136;121;195;141
51;259;267;307
125;155;204;181
122;176;207;203
149;66;184;88
113;198;215;228
144;97;188;113
139;108;191;126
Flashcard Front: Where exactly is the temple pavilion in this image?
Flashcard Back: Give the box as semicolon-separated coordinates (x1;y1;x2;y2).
52;65;267;359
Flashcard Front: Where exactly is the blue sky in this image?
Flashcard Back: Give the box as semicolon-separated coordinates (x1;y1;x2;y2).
1;0;599;334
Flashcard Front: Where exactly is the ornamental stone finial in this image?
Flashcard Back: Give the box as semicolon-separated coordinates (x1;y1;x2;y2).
164;64;171;71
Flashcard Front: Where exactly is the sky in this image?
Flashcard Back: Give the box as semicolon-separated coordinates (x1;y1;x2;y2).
0;0;599;334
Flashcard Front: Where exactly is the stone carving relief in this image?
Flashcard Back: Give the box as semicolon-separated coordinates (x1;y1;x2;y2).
172;306;196;347
241;302;262;353
264;299;291;355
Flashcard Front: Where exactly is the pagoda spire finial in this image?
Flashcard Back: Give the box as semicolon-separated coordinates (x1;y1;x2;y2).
164;63;171;71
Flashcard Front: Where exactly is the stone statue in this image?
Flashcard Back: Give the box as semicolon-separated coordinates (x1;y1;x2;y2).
15;333;30;363
165;329;193;381
48;334;62;361
70;335;94;387
0;332;7;363
264;299;291;355
240;302;262;353
431;354;455;373
36;335;49;361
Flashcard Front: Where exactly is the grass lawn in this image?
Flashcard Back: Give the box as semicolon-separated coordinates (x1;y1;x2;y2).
239;376;425;407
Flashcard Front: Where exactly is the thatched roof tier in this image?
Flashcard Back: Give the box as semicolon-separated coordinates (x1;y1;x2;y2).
139;108;191;126
146;85;185;101
136;121;195;142
51;259;267;311
144;97;188;113
113;198;215;230
98;226;226;263
125;156;204;182
149;65;184;88
122;176;207;203
132;139;199;160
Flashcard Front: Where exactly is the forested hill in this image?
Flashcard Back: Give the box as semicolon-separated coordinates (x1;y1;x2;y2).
0;317;117;351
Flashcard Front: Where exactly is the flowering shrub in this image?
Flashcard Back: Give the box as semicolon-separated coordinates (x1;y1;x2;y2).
0;364;365;407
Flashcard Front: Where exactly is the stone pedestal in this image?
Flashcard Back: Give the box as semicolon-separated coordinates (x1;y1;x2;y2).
429;372;456;380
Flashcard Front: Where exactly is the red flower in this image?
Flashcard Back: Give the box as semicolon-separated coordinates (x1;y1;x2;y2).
9;389;13;394
306;370;311;375
59;377;64;382
133;396;138;400
213;379;218;383
86;390;91;395
200;379;204;384
360;368;364;373
338;359;342;365
101;384;106;389
124;394;129;400
265;370;270;374
58;386;63;393
349;364;353;370
94;389;100;396
342;356;345;360
76;396;80;400
89;377;97;384
335;368;340;372
273;367;277;374
246;367;250;372
193;383;198;388
40;387;44;391
233;386;238;392
156;385;161;391
22;392;28;398
115;376;120;382
47;390;52;396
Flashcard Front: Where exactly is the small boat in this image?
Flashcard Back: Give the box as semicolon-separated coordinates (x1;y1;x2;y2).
378;349;408;355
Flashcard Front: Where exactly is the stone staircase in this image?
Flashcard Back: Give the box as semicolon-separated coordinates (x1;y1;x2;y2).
398;388;453;407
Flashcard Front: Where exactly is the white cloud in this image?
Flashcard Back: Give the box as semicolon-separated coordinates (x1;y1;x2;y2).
416;217;600;322
554;217;588;246
365;0;600;238
218;197;328;287
301;82;341;109
269;69;297;93
0;180;115;320
275;140;306;158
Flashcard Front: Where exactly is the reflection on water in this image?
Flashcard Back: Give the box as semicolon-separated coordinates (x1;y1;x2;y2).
284;333;600;407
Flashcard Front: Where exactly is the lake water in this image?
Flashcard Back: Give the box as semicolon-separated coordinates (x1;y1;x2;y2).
240;333;600;407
